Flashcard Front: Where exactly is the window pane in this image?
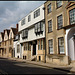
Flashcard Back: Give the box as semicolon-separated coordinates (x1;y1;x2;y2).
48;3;51;13
34;9;40;18
57;1;62;8
48;20;52;32
21;19;25;25
28;15;31;22
49;39;53;54
69;8;75;25
57;15;63;29
40;22;43;31
35;24;38;33
58;37;64;54
38;22;40;32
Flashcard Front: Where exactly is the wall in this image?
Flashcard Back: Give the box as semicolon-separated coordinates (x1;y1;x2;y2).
44;1;69;65
18;4;44;32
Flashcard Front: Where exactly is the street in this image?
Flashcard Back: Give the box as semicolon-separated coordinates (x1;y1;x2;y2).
0;57;73;74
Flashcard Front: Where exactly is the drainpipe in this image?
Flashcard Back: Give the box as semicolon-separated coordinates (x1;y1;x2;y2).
43;6;46;63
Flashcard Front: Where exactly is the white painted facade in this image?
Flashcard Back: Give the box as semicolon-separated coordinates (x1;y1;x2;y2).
65;27;75;61
18;4;45;60
18;4;45;43
18;4;44;32
13;41;21;58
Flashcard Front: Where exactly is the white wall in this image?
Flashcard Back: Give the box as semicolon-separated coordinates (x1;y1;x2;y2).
65;27;75;61
18;4;44;32
20;24;45;43
13;41;20;58
0;33;2;42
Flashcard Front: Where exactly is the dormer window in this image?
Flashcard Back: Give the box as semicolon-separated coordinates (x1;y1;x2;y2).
28;15;31;22
34;9;40;18
22;29;28;39
21;18;25;26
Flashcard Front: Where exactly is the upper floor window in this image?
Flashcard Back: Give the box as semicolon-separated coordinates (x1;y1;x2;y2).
57;14;63;29
22;29;28;39
40;22;43;32
48;20;52;33
21;18;25;26
34;9;40;18
58;37;64;54
35;21;43;33
48;39;53;54
47;3;51;14
69;8;75;25
56;1;62;8
28;15;31;22
37;22;40;32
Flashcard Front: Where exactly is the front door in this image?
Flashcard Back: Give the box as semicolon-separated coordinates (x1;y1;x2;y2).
33;44;36;55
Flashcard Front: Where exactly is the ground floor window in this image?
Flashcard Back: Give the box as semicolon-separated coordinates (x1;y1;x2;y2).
48;39;53;54
38;39;45;50
17;45;20;53
24;43;28;51
58;37;64;54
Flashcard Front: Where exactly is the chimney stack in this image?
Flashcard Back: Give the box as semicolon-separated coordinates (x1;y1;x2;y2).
16;23;18;29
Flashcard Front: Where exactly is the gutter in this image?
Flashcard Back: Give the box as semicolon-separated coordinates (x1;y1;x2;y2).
43;6;46;63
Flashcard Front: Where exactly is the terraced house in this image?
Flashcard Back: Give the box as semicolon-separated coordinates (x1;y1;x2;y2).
0;1;75;66
18;4;45;62
0;32;4;57
44;1;75;65
0;25;18;58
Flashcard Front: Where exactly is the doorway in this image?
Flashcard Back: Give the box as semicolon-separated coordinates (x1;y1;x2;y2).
33;44;36;55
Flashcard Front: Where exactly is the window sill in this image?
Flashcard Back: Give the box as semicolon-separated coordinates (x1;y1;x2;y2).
57;27;63;30
47;11;52;15
56;5;62;9
48;31;53;33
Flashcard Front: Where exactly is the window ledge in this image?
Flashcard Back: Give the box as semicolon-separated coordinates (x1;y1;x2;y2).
56;5;62;9
48;11;52;15
48;31;53;33
57;27;63;30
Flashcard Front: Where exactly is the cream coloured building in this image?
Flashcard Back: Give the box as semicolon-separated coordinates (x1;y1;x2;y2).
44;1;75;65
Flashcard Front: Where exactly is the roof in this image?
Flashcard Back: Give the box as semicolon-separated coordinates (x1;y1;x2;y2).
1;32;4;40
11;28;18;35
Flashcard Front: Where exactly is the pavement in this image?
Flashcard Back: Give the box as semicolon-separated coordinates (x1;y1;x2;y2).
1;57;75;73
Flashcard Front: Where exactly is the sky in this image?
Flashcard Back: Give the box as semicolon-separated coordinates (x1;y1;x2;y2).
0;1;45;32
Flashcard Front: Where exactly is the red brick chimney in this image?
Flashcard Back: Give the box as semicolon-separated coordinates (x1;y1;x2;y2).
16;23;18;29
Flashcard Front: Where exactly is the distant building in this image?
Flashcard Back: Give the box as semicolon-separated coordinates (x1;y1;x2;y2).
0;25;18;58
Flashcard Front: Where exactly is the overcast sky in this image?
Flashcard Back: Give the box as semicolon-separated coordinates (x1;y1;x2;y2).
0;1;45;32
